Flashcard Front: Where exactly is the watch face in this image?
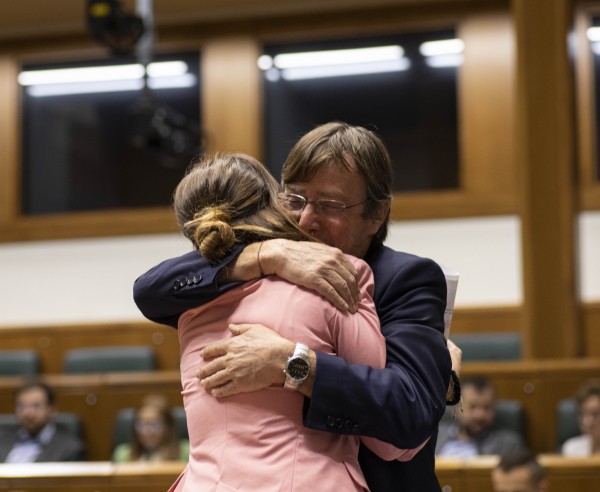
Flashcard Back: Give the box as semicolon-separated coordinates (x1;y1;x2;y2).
287;357;310;380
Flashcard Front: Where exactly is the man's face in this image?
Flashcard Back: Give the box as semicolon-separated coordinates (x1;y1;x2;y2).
457;386;496;438
15;387;54;436
284;159;383;258
491;467;545;492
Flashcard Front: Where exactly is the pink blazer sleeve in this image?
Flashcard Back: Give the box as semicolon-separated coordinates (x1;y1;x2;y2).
331;256;430;461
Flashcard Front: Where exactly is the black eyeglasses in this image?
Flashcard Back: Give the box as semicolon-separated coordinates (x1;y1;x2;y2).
278;193;368;218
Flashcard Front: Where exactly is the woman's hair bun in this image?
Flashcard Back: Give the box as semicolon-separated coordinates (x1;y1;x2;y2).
187;206;236;262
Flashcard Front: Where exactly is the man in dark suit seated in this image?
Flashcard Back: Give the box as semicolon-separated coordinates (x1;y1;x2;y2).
0;381;86;462
436;375;523;457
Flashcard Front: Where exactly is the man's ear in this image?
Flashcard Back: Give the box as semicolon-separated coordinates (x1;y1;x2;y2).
367;198;390;235
374;198;390;225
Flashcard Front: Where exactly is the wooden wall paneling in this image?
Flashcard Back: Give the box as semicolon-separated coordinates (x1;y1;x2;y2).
512;0;581;358
459;12;517;205
574;6;600;210
202;37;262;158
582;301;600;357
0;322;180;373
451;305;522;334
55;322;181;373
0;55;19;231
0;326;62;373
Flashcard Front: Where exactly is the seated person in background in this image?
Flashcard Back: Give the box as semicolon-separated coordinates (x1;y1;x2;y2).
0;381;85;462
112;395;189;462
491;449;548;492
436;375;523;457
561;379;600;456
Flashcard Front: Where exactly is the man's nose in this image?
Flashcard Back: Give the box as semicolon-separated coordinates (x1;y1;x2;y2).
298;202;320;230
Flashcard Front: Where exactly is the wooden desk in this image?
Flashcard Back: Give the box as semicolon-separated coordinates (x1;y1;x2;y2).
436;455;600;492
0;457;598;492
0;462;185;492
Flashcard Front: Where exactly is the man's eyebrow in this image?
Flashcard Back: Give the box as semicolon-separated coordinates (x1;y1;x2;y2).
286;185;342;199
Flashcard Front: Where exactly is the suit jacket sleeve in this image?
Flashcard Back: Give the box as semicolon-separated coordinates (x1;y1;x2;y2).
133;244;245;327
303;252;451;449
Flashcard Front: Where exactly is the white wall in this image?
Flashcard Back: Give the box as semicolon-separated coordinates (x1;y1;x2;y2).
0;212;598;327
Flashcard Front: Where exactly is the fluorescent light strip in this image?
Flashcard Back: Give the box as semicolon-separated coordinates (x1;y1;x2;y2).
18;61;189;86
425;54;464;68
587;27;600;42
273;45;404;69
146;61;188;78
147;73;196;89
27;79;144;96
419;39;464;57
26;74;197;97
280;59;410;81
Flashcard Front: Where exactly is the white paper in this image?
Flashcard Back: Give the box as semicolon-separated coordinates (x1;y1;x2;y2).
439;264;460;339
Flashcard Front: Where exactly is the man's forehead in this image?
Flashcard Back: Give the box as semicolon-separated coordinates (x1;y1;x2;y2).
18;387;46;400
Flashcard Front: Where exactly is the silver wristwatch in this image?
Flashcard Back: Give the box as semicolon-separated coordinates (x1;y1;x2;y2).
283;342;310;390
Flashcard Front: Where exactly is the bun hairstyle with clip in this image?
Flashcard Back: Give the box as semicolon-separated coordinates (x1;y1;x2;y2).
173;153;314;263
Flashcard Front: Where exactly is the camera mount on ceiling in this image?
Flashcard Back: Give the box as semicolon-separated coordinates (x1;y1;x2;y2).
87;0;145;56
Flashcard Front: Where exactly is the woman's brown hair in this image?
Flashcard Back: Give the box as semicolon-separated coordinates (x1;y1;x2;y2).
130;395;181;461
173;153;314;262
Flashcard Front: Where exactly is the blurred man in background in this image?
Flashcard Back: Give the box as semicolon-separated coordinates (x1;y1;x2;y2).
492;449;548;492
437;375;523;457
0;381;85;462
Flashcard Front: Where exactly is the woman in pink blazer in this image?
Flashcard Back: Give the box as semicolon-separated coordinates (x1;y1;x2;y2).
166;153;426;491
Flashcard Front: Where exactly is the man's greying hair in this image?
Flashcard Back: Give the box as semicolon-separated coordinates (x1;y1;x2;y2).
281;122;392;245
497;449;545;485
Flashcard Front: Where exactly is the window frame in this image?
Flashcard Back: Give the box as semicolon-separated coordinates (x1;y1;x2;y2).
0;7;519;243
575;3;600;211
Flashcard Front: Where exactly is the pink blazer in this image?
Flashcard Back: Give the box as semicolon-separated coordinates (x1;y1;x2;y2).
170;256;424;492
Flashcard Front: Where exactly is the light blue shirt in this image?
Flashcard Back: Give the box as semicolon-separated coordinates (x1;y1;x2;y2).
5;424;56;463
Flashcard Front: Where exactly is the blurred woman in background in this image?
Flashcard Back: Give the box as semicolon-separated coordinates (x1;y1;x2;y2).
561;379;600;456
113;395;188;462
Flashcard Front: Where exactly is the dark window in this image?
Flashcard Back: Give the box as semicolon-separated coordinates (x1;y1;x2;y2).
20;52;202;215
262;30;460;193
592;17;600;181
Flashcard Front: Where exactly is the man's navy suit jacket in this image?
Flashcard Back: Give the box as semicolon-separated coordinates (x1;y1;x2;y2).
134;243;451;492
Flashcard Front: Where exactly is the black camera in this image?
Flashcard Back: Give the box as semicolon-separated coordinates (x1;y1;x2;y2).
87;0;145;56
